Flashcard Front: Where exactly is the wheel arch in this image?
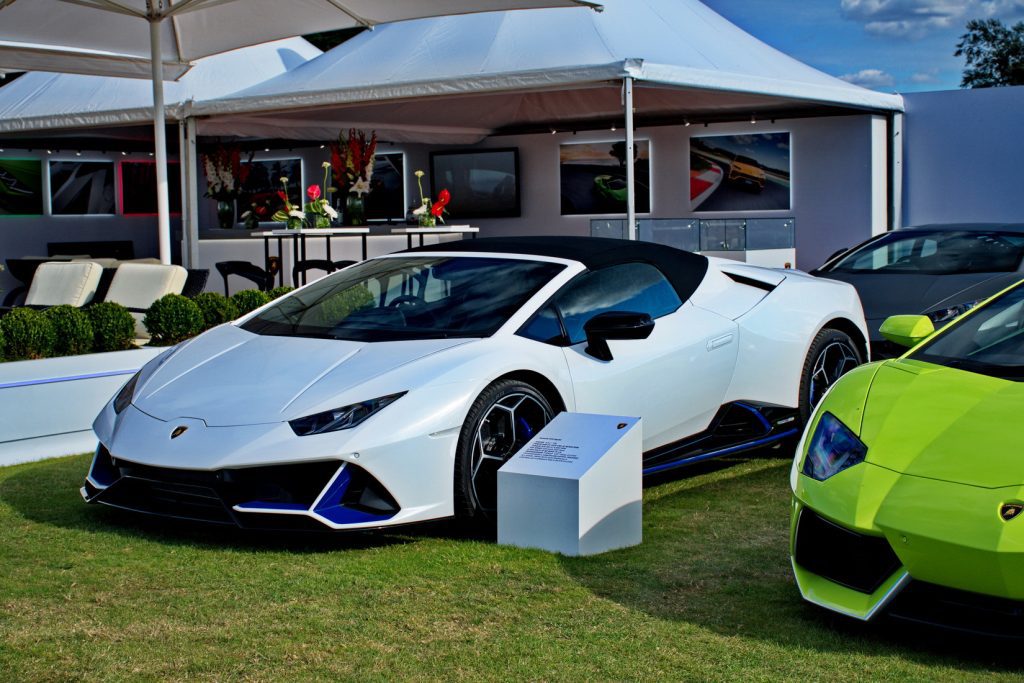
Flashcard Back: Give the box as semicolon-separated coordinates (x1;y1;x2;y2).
494;369;567;414
818;317;869;363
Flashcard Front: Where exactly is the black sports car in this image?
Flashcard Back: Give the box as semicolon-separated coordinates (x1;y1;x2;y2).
813;223;1024;357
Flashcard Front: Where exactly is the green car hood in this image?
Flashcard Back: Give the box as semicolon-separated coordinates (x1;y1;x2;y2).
861;359;1024;488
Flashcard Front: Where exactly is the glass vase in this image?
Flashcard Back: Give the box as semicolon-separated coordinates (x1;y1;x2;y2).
286;216;303;230
216;200;235;229
344;193;366;226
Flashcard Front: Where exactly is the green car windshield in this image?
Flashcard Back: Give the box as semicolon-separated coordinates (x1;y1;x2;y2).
914;284;1024;380
241;256;564;342
825;229;1024;275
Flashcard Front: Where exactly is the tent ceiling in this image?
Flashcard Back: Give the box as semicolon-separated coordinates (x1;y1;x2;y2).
190;0;901;144
196;80;883;145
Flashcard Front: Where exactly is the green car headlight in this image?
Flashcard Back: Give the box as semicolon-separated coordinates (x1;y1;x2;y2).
802;412;868;481
289;392;407;436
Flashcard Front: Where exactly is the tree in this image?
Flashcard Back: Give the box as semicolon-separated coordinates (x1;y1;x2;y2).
955;18;1024;88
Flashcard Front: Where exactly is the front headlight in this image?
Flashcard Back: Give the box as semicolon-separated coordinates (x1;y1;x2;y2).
113;371;140;414
289;392;407;436
926;299;981;325
112;348;177;415
801;412;867;481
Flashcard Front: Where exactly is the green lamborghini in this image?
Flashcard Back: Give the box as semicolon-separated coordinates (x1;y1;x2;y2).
791;279;1024;636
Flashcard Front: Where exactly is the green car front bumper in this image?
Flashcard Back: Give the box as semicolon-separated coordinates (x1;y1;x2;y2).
790;361;1024;634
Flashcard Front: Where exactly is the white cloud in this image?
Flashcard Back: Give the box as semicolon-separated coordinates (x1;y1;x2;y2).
840;0;1024;38
839;68;897;88
910;69;939;82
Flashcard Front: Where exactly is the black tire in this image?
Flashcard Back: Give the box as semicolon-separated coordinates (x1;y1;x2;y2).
454;379;554;520
798;328;863;423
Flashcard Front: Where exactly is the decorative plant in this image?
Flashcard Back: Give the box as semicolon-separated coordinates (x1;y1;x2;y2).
232;289;270;315
144;294;204;346
43;305;94;357
0;322;5;362
413;171;451;227
268;286;295;300
271;176;305;229
194;292;240;331
201;145;252;201
0;308;56;360
330;129;377;197
87;302;137;352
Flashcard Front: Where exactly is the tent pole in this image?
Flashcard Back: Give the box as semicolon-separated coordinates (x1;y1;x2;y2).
150;19;172;264
624;76;636;240
184;116;201;269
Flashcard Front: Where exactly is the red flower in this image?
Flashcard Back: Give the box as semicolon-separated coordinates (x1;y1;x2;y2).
307;184;321;201
431;188;451;217
277;190;289;203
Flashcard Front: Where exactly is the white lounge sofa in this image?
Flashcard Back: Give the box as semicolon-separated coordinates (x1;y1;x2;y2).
104;263;188;338
24;261;104;307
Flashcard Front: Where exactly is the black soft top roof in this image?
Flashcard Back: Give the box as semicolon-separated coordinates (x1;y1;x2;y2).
404;236;709;301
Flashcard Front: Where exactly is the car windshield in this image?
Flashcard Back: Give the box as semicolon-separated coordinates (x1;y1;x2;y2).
241;256;565;342
824;229;1024;275
913;284;1024;381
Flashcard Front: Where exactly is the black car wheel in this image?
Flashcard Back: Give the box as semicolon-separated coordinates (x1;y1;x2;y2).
454;379;553;519
799;328;863;423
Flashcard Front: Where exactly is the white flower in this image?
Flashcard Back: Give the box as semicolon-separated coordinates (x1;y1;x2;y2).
351;178;371;196
412;204;427;216
240;211;252;219
414;170;425;178
280;176;289;184
323;204;338;220
322;161;332;169
288;209;305;219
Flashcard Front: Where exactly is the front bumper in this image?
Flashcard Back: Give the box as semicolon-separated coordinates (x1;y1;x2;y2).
83;444;403;530
791;463;1024;635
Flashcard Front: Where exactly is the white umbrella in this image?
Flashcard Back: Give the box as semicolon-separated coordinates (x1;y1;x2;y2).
0;0;601;263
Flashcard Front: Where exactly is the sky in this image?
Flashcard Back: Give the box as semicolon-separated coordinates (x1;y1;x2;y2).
701;0;1024;92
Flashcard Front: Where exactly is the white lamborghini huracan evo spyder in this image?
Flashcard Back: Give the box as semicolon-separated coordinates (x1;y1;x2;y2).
84;237;868;530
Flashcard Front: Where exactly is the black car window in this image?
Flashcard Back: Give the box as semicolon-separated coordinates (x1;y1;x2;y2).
825;230;1024;275
553;262;682;345
518;303;565;344
241;256;564;342
914;284;1024;381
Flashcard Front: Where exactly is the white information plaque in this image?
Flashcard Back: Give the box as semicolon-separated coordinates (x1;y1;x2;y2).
497;412;642;556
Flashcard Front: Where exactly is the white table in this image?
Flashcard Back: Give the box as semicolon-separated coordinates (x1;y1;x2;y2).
251;227;371;286
390;225;479;249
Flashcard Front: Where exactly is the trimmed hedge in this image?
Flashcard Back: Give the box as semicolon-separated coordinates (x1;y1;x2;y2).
267;286;295;300
194;292;239;331
232;289;270;315
43;305;94;357
0;323;5;362
87;302;136;352
144;294;204;346
0;308;56;360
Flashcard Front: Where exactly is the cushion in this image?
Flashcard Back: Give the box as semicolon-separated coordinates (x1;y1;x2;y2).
24;261;103;307
105;263;188;338
73;257;119;268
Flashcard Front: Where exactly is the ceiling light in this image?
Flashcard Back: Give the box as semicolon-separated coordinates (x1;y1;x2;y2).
750;114;756;124
683;119;691;127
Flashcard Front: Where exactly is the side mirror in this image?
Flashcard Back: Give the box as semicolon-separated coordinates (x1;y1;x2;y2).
584;311;654;361
879;315;935;349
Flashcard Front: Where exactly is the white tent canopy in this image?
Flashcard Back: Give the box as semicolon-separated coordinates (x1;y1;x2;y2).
0;38;321;135
193;0;903;144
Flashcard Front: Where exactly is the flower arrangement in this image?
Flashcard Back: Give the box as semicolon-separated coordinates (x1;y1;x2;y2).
330;129;377;195
201;145;251;201
412;170;451;227
271;163;338;229
330;129;377;225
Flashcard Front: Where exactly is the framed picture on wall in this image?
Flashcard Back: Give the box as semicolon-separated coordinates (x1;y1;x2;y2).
429;148;520;219
50;160;116;215
0;159;44;216
559;140;650;216
119;160;181;215
365;152;405;221
237;158;302;221
689;133;791;211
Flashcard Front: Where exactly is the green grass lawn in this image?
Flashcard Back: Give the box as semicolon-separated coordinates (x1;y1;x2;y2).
1;453;1021;682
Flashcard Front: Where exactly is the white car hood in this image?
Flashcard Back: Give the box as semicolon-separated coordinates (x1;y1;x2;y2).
132;324;472;426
